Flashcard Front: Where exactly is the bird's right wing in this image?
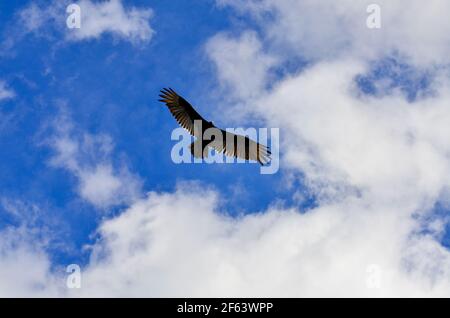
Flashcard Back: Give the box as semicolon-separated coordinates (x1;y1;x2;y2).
208;129;271;165
159;88;206;136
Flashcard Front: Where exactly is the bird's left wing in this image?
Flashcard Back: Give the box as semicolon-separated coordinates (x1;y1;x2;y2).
158;88;206;136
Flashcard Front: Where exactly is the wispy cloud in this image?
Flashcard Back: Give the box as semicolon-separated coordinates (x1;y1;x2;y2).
0;81;15;101
46;110;142;209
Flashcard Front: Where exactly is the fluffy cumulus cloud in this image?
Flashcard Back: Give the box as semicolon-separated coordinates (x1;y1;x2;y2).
47;112;142;209
60;185;447;297
206;31;278;101
68;0;154;43
0;227;62;297
217;0;450;65
256;61;450;203
17;0;154;44
0;239;53;297
200;0;450;296
0;200;63;297
2;185;450;297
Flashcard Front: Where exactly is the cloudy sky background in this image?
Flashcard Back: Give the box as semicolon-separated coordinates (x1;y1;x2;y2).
1;0;450;297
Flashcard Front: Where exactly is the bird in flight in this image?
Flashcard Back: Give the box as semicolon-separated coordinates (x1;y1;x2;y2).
159;88;271;165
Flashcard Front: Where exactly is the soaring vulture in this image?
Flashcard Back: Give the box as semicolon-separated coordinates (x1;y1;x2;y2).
159;88;271;165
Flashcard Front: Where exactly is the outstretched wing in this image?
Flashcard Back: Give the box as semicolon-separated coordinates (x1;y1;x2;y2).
158;88;207;135
159;88;271;165
208;129;271;165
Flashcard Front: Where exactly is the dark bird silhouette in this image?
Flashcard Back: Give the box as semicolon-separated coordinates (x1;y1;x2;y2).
159;88;271;165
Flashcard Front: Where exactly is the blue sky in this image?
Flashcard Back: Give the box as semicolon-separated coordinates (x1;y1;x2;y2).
1;0;450;297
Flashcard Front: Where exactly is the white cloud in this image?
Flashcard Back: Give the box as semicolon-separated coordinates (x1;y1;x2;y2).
68;0;154;43
0;221;61;297
48;112;141;209
198;0;450;296
254;61;450;204
1;183;449;297
18;3;50;33
0;240;58;297
0;81;15;101
62;184;448;297
206;2;450;206
78;165;123;207
17;0;154;44
218;0;450;66
206;31;277;101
